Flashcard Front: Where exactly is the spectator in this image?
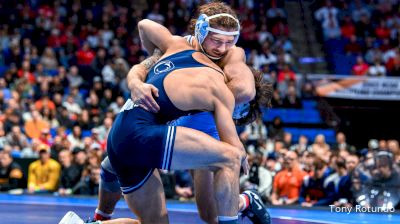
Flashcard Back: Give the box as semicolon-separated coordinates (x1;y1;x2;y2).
27;144;61;193
240;118;267;150
331;132;355;152
385;48;400;75
277;64;296;83
271;151;306;205
325;155;347;197
315;1;339;26
35;94;56;112
56;106;74;129
24;109;50;139
352;56;369;75
67;125;84;150
109;96;125;115
309;134;331;163
335;153;368;207
76;165;100;195
368;58;386;76
146;3;165;24
356;14;374;38
271;89;284;108
290;135;309;155
322;13;341;40
282;85;302;108
62;95;82;115
375;20;391;40
75;42;95;66
5;125;29;153
267;116;285;141
17;60;35;84
345;35;363;55
39;47;58;70
0;123;7;149
351;1;370;22
299;158;336;207
358;151;400;208
57;149;81;196
364;44;382;64
66;66;83;88
387;140;400;164
0;150;25;191
282;132;293;149
72;147;87;173
341;15;356;39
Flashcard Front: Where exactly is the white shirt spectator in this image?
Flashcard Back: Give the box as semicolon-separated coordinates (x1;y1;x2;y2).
382;48;397;63
368;64;386;76
147;12;165;24
62;96;82;114
315;6;338;24
99;28;114;48
102;64;116;85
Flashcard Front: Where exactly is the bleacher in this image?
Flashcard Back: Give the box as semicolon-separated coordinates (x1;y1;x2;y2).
263;99;336;143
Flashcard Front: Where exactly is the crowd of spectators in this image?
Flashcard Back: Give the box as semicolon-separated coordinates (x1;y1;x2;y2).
0;0;300;199
314;0;400;76
0;0;398;210
239;125;400;209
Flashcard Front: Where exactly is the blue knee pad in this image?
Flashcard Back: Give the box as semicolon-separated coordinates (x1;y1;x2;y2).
100;157;121;193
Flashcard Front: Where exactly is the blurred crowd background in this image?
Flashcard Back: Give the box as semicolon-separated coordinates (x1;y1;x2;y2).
0;0;399;209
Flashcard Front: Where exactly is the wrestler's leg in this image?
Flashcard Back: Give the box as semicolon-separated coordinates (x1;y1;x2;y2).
123;169;168;224
170;127;242;218
93;157;122;220
192;170;247;224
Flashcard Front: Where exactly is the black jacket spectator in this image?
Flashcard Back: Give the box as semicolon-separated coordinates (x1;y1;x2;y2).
0;151;25;191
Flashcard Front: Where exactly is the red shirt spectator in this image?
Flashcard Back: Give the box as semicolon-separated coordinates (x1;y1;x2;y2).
352;56;369;76
47;29;66;48
35;96;56;112
278;64;296;82
76;43;95;66
272;21;289;37
386;52;400;73
17;61;36;84
341;16;355;39
375;21;391;40
345;35;362;54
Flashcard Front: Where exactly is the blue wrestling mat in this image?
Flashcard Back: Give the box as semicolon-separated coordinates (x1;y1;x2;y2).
0;194;398;223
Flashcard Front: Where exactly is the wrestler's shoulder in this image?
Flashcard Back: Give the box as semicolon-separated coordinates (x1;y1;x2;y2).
221;46;245;64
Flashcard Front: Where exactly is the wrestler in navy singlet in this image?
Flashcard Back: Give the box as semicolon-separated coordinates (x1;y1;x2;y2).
107;50;222;194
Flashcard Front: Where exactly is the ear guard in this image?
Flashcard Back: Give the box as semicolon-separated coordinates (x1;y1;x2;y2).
195;13;240;45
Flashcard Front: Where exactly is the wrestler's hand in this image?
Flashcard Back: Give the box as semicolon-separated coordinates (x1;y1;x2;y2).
131;82;160;113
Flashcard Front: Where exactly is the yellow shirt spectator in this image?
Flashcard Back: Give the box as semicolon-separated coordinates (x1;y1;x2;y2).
28;144;61;192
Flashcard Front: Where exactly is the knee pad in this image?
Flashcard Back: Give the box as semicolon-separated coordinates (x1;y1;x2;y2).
100;157;121;193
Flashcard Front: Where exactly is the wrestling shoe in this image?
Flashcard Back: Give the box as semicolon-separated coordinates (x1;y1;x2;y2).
241;190;271;224
59;211;85;224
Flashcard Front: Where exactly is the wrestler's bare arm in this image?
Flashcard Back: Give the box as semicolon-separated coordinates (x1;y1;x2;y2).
206;75;248;173
135;19;255;108
138;19;187;54
220;47;256;104
127;48;163;83
126;49;163;112
167;72;246;161
211;78;245;154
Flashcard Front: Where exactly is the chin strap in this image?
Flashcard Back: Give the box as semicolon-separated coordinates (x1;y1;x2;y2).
198;42;223;60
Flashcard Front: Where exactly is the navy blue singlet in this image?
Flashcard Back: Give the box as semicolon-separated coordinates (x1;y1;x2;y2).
107;50;221;194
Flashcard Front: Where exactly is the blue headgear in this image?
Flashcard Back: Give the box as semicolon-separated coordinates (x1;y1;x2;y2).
195;13;240;59
232;103;250;120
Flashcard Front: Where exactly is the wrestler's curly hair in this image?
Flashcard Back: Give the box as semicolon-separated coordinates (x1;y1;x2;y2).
188;1;239;34
234;68;273;126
